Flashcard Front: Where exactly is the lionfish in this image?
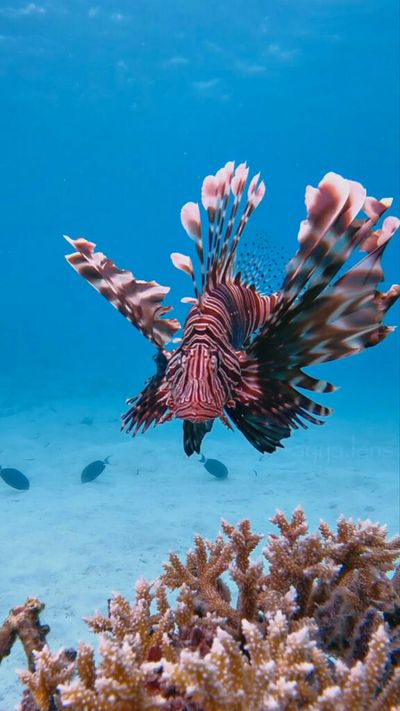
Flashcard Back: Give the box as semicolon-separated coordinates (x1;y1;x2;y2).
65;163;399;456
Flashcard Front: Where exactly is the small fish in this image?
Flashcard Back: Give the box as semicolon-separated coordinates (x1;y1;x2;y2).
0;466;30;491
81;416;94;426
199;454;228;479
80;456;111;484
65;163;399;456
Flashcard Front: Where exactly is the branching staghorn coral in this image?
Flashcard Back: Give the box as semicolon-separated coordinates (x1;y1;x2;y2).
13;508;400;710
162;532;235;623
19;647;75;711
159;618;400;711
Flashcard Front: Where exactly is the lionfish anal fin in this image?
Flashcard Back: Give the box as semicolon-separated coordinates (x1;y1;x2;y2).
64;236;181;348
171;162;266;300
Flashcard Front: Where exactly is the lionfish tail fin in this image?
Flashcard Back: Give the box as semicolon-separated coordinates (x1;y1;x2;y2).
175;162;266;297
64;236;181;347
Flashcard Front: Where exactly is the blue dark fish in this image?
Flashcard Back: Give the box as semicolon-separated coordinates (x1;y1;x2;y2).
200;454;228;479
0;466;30;490
81;456;111;483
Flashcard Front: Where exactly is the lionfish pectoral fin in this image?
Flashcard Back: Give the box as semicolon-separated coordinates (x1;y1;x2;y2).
250;176;399;371
64;236;181;348
122;351;171;436
183;420;214;456
226;403;291;454
220;413;234;430
229;175;400;455
226;355;332;454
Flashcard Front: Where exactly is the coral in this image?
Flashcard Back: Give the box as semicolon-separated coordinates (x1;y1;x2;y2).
159;619;399;711
263;508;400;618
60;638;156;710
11;508;400;710
0;598;50;671
18;647;75;711
220;518;264;623
162;532;235;624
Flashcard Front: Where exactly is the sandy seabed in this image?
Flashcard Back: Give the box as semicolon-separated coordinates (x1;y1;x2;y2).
0;398;398;709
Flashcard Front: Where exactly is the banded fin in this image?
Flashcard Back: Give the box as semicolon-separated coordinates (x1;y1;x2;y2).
231;173;399;453
180;203;204;291
65;236;181;348
226;403;291;454
227;354;331;454
176;161;266;297
122;352;172;435
252;173;399;368
277;173;397;313
171;252;199;300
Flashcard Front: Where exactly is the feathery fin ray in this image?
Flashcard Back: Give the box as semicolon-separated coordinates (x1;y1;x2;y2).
173;161;266;297
227;172;399;453
64;236;181;347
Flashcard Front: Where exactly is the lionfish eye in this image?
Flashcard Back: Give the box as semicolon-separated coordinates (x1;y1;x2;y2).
210;353;219;367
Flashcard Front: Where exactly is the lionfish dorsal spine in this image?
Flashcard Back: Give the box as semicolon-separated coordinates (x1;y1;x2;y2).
170;251;199;299
221;169;266;281
217;163;248;276
179;202;204;295
202;161;235;277
175;161;266;295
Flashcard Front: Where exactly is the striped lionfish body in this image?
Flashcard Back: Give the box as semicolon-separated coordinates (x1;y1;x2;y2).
65;162;399;456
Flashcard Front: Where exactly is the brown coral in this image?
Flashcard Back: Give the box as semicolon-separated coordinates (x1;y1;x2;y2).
0;598;49;671
162;532;235;622
11;508;400;710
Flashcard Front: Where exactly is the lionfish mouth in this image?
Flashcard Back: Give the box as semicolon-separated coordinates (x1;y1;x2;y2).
172;405;223;422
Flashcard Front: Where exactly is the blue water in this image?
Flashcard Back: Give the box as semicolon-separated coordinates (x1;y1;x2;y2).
0;0;399;706
0;0;398;404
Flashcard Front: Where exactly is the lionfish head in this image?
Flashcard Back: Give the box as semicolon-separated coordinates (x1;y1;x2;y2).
165;343;240;422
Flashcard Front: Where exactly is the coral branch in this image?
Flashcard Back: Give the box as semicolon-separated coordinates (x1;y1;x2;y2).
9;509;399;710
18;647;75;711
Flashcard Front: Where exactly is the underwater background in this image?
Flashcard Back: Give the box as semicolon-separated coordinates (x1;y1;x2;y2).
0;0;399;706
